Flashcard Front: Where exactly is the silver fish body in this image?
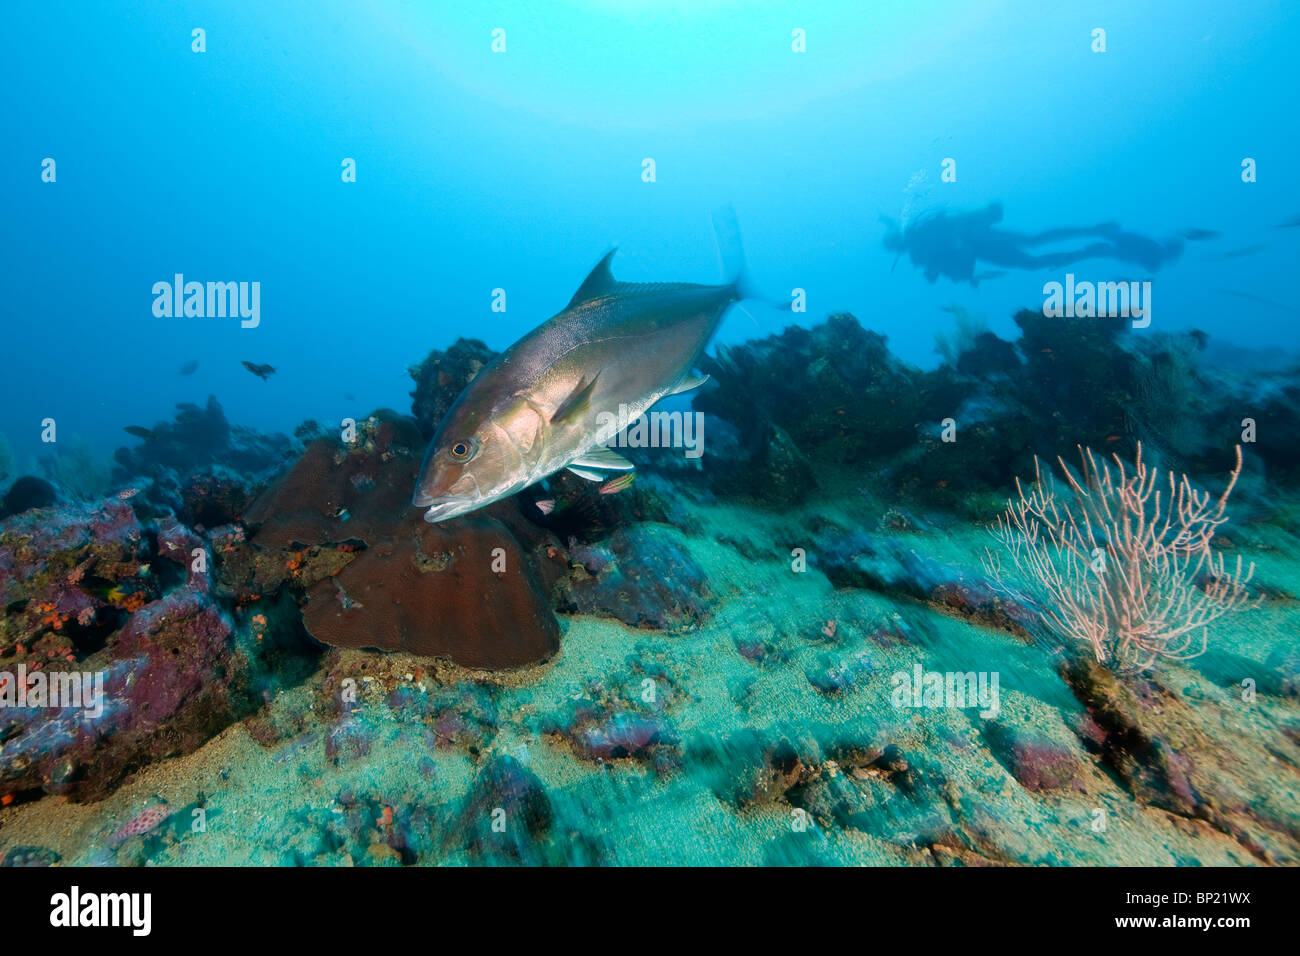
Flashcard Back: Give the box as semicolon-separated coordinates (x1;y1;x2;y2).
414;225;754;522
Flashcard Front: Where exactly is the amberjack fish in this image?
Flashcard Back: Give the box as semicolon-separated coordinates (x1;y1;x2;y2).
414;208;771;522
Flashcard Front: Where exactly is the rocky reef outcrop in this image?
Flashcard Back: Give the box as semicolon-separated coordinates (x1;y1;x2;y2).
233;412;564;668
691;309;1295;513
5;296;1296;858
408;338;497;440
0;497;283;801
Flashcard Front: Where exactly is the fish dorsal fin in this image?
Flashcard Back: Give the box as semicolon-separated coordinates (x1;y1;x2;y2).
551;372;600;424
567;248;620;307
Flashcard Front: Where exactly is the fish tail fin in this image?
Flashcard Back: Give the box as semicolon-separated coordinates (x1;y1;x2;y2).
711;203;791;311
711;202;746;285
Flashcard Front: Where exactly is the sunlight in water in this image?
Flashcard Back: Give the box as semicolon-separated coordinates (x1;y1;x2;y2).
375;0;998;127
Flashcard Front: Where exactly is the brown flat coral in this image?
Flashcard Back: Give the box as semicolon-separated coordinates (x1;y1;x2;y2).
242;413;561;668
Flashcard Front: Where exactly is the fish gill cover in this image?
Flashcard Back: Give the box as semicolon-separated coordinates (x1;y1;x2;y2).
0;0;1298;892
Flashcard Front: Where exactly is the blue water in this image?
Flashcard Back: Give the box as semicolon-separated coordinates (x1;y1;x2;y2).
3;0;1297;467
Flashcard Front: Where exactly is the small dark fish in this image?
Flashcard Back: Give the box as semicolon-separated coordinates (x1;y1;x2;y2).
179;360;199;375
1180;227;1221;241
1274;213;1300;229
1221;244;1268;260
123;425;154;440
1213;288;1300;316
242;361;276;381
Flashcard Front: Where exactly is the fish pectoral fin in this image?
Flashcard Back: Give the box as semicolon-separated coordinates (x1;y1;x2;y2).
668;373;710;396
571;447;635;472
551;373;601;425
567;447;635;481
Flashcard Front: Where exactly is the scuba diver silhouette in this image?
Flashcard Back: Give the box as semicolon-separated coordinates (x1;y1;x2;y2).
881;202;1184;285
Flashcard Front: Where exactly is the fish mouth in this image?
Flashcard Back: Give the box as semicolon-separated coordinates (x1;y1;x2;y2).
414;472;484;519
420;496;479;524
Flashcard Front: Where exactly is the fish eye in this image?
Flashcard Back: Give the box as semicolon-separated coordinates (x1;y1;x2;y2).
449;440;474;462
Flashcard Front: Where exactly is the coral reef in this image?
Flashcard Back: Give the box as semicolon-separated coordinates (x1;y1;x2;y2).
813;528;1037;636
39;438;111;501
697;313;946;473
409;338;497;439
695;310;1300;515
557;524;714;631
0;477;56;520
237;412;563;668
1061;651;1300;861
1;309;1297;869
985;443;1257;670
0;497;269;801
112;396;295;507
